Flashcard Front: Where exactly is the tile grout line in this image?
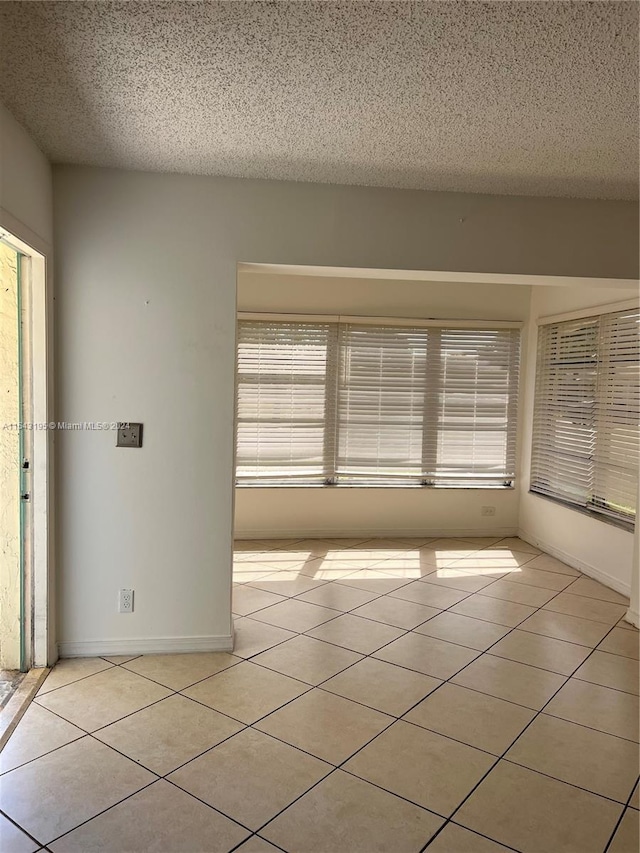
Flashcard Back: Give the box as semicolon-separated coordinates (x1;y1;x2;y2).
0;807;48;851
419;615;632;852
230;543;570;846
602;771;640;853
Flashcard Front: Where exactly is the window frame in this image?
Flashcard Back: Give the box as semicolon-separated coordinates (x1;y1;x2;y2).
530;300;639;530
236;312;522;489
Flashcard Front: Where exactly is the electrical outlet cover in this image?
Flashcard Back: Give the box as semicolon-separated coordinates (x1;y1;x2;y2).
117;422;143;448
119;588;134;613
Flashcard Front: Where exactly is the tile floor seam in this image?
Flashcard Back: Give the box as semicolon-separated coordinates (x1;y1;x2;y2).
232;619;300;661
113;659;246;694
539;710;640;746
421;820;522;853
37;656;228;700
30;777;160;848
516;626;615;648
593;641;640;659
303;578;595;803
29;700;97;735
338;763;464;820
253;835;288;853
397;714;513;758
252;577;404;618
228;833;288;853
32;662;116;697
233;555;633;739
91;693;253;776
554;584;631;605
0;700;248;780
245;650;364;689
236;598;343;623
362;587;632;850
33;767;255;851
198;763;342;841
308;606;425;634
603;800;636;853
0;807;45;850
486;648;590;678
301;621;414;656
249;762;447;846
162;775;266;836
176;679;314;733
84;733;163;780
244;688;398;769
500;755;638;807
0;728;86;777
439;617;629;843
374;572;577;709
593;640;640;661
248;629;414;689
238;555;630;727
163;725;334;795
68;689;182;736
571;673;639;698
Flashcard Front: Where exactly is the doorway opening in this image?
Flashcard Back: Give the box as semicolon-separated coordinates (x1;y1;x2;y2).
0;226;49;707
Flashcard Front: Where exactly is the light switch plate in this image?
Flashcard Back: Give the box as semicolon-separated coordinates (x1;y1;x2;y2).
117;422;143;448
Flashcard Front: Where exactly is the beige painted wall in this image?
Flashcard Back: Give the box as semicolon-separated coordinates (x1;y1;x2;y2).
519;283;639;596
52;164;638;654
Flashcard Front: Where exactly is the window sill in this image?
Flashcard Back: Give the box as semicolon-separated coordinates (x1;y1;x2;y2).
528;490;635;533
236;483;516;490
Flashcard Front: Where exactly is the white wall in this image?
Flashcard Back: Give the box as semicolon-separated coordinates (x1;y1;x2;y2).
519;283;639;596
235;271;530;538
0;102;53;248
52;164;639;654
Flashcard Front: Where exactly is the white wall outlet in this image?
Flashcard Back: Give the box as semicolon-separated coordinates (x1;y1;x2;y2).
481;506;496;516
119;588;134;613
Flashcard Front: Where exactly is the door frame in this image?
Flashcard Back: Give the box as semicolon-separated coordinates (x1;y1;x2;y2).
0;218;52;668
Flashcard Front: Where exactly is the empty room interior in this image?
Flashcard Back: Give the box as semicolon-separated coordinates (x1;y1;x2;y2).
0;2;639;853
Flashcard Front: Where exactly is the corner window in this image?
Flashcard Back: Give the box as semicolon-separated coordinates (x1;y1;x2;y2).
531;307;639;525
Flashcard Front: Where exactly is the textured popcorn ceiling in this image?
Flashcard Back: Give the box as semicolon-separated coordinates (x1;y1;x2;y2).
0;1;638;199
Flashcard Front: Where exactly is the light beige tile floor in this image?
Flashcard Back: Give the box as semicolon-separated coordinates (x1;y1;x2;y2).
0;537;637;852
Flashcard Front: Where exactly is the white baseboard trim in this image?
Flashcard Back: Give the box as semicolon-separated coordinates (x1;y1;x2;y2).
518;528;632;599
623;608;639;629
58;634;234;658
236;527;518;540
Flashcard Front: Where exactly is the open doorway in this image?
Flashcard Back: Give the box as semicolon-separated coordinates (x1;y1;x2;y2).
0;227;49;708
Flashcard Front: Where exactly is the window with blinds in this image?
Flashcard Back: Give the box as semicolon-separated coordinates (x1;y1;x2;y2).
235;321;337;483
236;317;521;487
531;307;639;525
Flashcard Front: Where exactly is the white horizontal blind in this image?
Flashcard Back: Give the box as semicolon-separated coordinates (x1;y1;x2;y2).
237;317;521;487
531;319;599;506
592;309;640;520
337;325;428;482
424;328;520;485
236;321;335;483
531;308;639;524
